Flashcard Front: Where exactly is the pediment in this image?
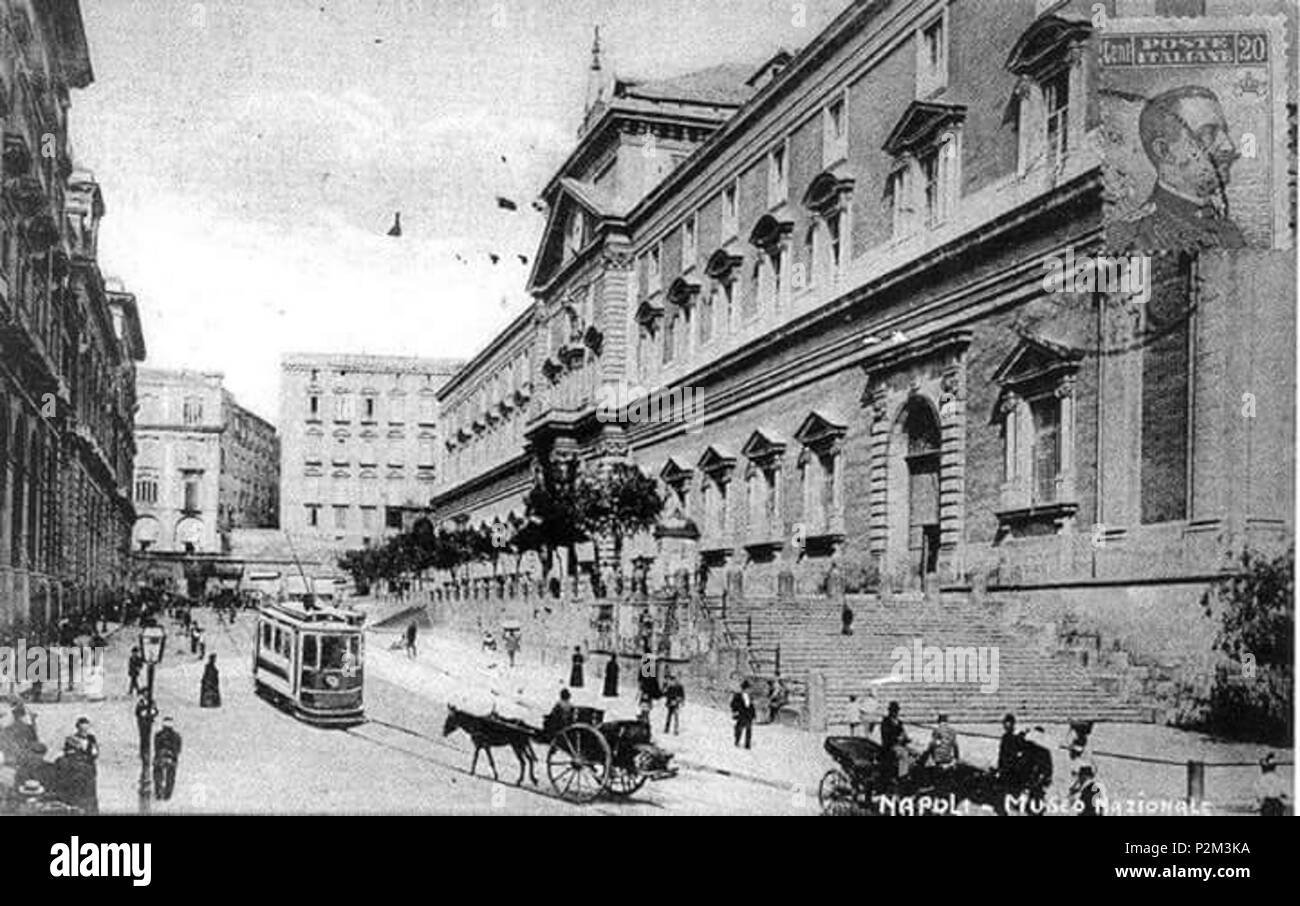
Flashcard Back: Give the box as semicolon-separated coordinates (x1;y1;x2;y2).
1005;14;1091;78
741;428;788;462
881;101;967;157
803;167;856;214
659;456;694;485
793;410;847;448
705;247;744;282
667;274;703;306
698;445;737;475
748;213;794;252
992;333;1083;387
526;180;625;292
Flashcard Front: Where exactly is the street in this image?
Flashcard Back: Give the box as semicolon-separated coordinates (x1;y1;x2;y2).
19;611;805;815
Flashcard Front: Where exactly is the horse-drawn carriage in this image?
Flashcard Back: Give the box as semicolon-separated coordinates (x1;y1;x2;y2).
444;703;677;803
817;733;1052;816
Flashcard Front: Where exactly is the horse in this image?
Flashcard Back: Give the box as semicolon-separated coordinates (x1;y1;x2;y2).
442;706;538;786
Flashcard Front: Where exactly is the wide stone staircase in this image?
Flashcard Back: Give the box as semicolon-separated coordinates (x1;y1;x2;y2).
721;593;1151;727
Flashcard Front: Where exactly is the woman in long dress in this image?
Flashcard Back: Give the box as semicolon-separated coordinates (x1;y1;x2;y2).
602;654;619;698
200;654;221;708
568;647;585;688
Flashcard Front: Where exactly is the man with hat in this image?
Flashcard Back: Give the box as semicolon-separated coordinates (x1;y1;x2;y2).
880;701;910;782
153;717;183;802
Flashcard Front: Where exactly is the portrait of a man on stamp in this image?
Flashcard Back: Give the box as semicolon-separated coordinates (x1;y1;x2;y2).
1100;18;1290;253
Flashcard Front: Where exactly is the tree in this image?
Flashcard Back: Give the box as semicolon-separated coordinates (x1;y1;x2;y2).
586;461;663;573
1200;548;1293;743
517;458;592;577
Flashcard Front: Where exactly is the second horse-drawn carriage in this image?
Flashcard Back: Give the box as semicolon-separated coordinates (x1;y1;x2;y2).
818;731;1052;816
444;703;677;803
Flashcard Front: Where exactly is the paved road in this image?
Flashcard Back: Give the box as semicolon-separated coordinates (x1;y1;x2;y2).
21;609;801;814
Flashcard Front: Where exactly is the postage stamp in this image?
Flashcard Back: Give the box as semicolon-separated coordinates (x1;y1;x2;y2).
1098;16;1291;254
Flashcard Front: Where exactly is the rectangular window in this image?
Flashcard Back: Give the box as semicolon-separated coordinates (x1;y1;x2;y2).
700;287;715;344
823;97;847;165
308;395;319;418
182;397;203;426
182;474;200;512
887;168;910;238
827;210;844;277
134;477;158;505
648;243;662;294
663;312;676;365
361;506;376;530
1044;69;1070;170
682;215;697;269
1030;397;1060;504
306;504;320;527
917;12;948;97
333;505;348;530
768;142;788;206
364;397;376;420
385;507;404;529
722;181;738;238
335;395;351;422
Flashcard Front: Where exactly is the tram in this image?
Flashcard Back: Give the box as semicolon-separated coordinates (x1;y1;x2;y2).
253;599;366;726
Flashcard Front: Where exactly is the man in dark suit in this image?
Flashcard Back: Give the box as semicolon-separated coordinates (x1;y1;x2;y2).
1111;85;1245;252
153;717;183;802
730;681;756;749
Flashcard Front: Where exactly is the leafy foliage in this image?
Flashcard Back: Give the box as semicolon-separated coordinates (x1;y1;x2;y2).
1200;548;1293;744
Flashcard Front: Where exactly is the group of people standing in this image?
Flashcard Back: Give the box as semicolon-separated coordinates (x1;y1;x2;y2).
569;647;686;735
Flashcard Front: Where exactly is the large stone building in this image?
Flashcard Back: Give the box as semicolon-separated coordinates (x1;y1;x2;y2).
431;0;1296;700
130;369;279;556
1;0;147;624
279;353;462;556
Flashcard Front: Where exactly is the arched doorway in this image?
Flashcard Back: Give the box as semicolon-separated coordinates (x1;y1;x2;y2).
887;397;942;591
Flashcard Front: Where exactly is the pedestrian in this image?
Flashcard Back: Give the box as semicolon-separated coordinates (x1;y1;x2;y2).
1255;752;1288;816
153;718;182;802
880;701;911;781
602;653;620;698
638;653;661;702
58;717;98;814
197;626;206;659
663;673;684;735
0;701;47;785
405;621;418;659
127;647;143;696
730;680;756;749
504;630;520;668
840;601;854;635
189;622;199;655
200;654;221;708
997;713;1020;781
924;713;959;774
545;688;576;733
569;646;585;688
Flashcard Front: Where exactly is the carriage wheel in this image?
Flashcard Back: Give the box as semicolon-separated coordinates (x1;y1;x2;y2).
818;769;861;816
547;725;611;803
606;765;649;799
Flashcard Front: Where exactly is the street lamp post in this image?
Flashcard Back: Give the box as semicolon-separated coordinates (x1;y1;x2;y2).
137;623;166;815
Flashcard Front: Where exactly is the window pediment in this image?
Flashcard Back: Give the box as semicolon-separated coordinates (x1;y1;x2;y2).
793;410;847;453
698;445;737;478
803;168;856;216
635;297;664;330
1005;14;1091;80
881;100;967;157
748;214;794;254
667;275;703;306
659;456;694;486
741;428;788;468
992;333;1082;416
705;248;744;283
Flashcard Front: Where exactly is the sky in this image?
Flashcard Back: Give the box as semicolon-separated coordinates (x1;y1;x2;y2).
71;0;846;423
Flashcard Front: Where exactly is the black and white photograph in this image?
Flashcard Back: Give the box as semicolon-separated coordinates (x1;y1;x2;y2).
0;0;1296;864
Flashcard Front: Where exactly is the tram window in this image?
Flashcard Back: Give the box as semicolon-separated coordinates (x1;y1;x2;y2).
348;636;360;658
320;636;345;670
261;624;271;649
273;628;282;655
302;635;317;669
